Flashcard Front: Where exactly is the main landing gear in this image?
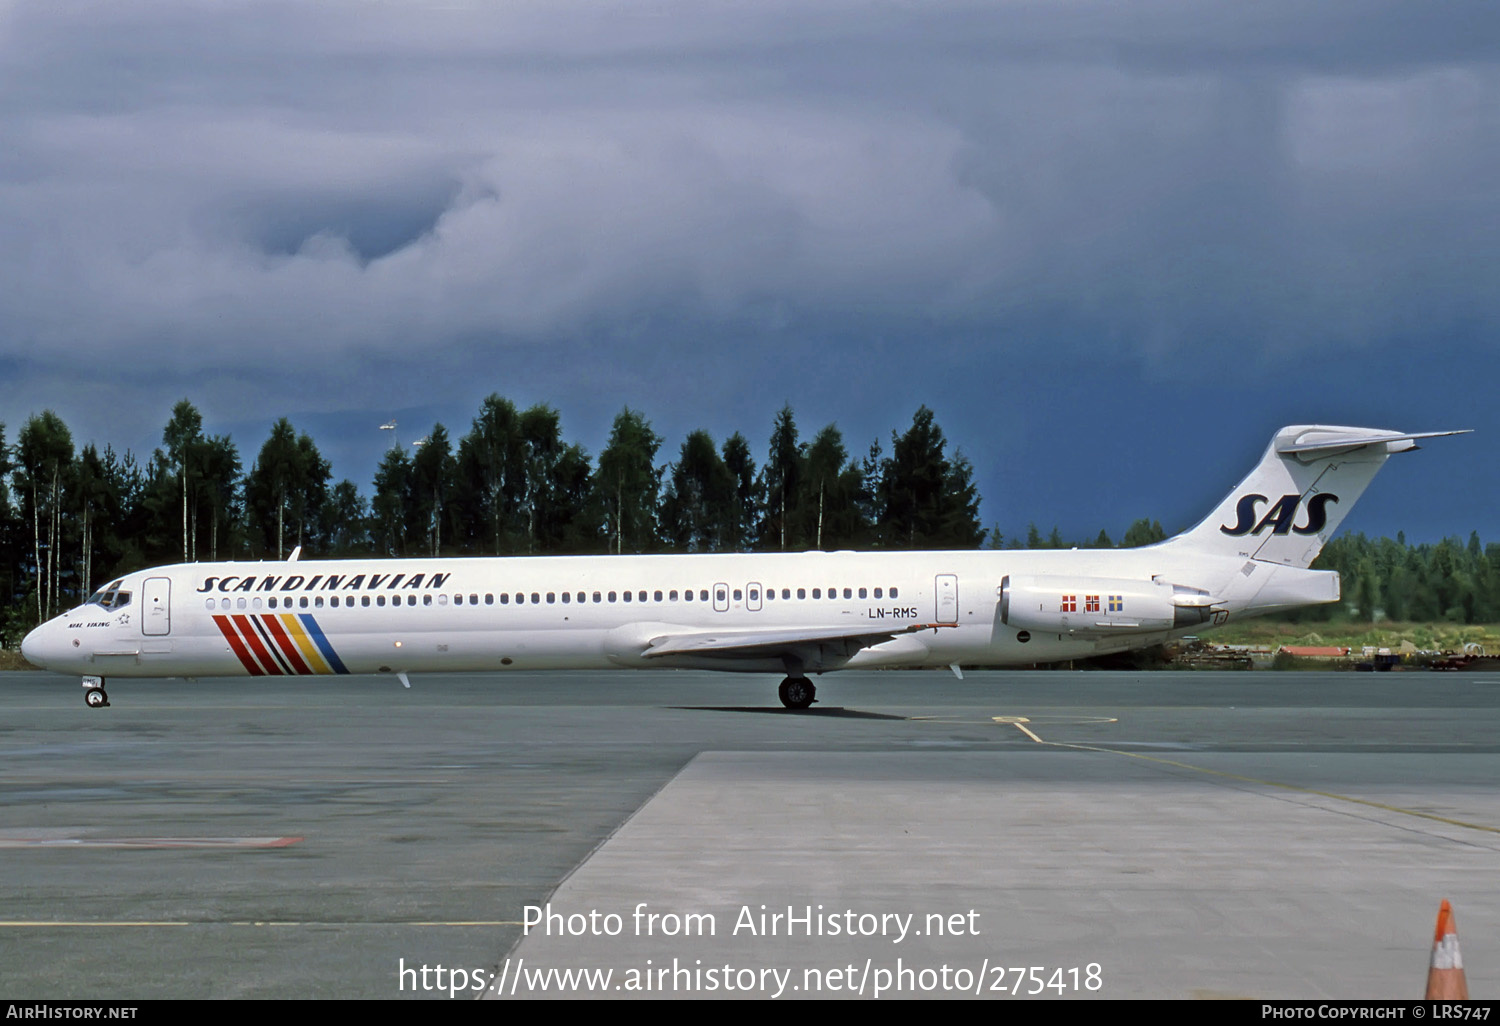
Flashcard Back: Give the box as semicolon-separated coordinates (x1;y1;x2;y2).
777;676;816;710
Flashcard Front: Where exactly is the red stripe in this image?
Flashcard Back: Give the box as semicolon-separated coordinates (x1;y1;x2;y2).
231;614;284;675
247;616;294;674
213;615;265;676
260;615;313;675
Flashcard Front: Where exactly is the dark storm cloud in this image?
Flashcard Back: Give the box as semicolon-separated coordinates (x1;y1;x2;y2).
0;1;1494;537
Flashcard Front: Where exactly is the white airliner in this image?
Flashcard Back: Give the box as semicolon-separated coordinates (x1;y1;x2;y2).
21;425;1466;709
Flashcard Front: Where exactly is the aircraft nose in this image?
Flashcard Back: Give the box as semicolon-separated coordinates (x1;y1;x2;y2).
21;622;56;670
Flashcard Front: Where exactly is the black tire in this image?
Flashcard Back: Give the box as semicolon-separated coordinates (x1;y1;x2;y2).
778;677;816;710
85;688;108;709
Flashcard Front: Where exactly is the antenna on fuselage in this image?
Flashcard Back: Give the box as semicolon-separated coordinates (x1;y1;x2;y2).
287;546;302;562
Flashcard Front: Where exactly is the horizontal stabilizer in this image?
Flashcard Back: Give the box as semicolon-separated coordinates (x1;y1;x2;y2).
1277;429;1471;456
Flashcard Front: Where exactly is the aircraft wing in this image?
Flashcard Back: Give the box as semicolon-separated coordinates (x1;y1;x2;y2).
641;621;955;660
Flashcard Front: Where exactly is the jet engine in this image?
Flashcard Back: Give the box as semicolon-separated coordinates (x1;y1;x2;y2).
998;574;1219;636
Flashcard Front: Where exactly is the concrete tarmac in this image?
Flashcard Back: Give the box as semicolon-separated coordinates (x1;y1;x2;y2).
1;668;1497;999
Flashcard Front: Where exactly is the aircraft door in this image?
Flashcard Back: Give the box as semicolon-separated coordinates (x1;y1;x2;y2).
746;583;762;612
143;577;172;636
935;574;959;625
713;583;730;612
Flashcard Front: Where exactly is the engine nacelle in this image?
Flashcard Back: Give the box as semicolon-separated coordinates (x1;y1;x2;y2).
999;574;1218;636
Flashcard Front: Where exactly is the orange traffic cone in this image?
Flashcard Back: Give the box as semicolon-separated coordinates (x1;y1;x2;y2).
1426;900;1468;999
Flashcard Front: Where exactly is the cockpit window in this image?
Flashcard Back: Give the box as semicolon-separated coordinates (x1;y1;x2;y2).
88;581;132;610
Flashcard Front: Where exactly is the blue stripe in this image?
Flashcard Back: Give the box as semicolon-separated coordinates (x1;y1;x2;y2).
298;614;351;675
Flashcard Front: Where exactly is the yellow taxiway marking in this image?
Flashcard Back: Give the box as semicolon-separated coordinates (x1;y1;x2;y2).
1008;718;1500;837
0;920;524;928
992;715;1044;743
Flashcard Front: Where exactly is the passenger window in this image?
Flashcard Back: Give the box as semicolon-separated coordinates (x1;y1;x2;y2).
699;590;709;602
531;593;540;604
423;595;432;606
638;591;647;602
377;595;386;607
858;588;867;599
609;591;617;602
253;598;262;610
516;593;525;604
890;587;899;598
561;592;570;604
623;591;632;603
670;590;678;601
408;595;417;606
593;592;602;603
874;588;882;599
485;594;493;605
797;588;806;599
500;594;509;604
684;590;694;602
654;590;663;602
782;588;791;599
300;597;309;609
547;593;556;604
363;595;371;607
716;588;727;603
812;588;821;599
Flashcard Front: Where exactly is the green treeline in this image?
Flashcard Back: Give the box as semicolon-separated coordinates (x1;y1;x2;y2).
0;397;1492;645
0;399;985;643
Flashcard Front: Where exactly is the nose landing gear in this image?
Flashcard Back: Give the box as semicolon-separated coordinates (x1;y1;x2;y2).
82;675;110;709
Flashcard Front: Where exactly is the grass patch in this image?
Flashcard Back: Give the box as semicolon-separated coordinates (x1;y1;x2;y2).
1207;621;1500;654
0;649;39;671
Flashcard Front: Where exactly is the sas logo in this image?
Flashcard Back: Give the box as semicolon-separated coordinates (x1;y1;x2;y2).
1220;493;1339;537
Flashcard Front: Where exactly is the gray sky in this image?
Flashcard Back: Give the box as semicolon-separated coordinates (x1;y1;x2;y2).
1;1;1495;542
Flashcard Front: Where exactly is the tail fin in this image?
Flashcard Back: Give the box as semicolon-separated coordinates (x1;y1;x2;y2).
1164;426;1468;569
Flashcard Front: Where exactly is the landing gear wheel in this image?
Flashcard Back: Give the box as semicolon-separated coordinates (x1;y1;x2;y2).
85;687;109;709
778;677;816;710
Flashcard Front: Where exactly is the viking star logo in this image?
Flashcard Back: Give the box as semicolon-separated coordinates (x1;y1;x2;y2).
116;614;130;626
1220;493;1339;537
